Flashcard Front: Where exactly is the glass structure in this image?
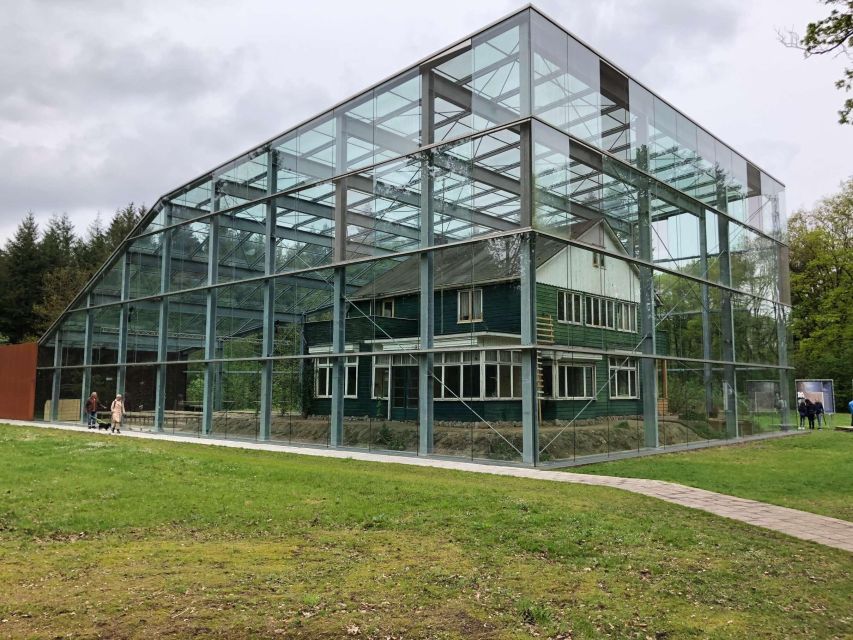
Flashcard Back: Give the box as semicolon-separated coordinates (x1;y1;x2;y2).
34;7;792;465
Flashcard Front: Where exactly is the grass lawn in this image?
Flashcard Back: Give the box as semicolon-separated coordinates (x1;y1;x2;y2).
575;430;853;522
0;425;851;639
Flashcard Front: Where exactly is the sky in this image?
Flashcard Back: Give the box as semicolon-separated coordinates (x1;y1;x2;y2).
1;0;851;244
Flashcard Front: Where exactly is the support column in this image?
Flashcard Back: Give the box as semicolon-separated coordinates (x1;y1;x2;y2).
776;303;791;428
698;211;713;416
154;204;173;433
519;12;532;116
772;196;792;429
637;177;659;449
716;181;738;438
115;254;131;397
418;68;435;456
329;177;347;447
50;334;61;422
80;294;94;423
259;150;279;441
519;121;538;465
202;181;220;436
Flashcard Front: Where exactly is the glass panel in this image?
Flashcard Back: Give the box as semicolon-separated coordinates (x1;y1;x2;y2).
270;356;329;445
169;220;210;292
91;304;122;365
127;233;163;300
471;13;523;130
127;300;161;363
216;216;266;284
167;179;213;224
123;364;158;431
216;150;269;211
274;183;336;273
34;368;53;420
58;310;88;367
341;255;420;451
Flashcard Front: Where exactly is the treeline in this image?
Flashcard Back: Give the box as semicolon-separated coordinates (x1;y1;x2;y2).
789;177;853;408
0;204;144;344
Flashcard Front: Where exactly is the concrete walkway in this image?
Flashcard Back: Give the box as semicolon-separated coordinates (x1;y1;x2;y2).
5;419;852;553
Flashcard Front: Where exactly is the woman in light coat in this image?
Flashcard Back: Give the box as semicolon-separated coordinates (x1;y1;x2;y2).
110;394;126;433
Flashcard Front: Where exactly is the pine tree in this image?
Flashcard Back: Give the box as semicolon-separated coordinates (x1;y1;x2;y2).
0;214;46;342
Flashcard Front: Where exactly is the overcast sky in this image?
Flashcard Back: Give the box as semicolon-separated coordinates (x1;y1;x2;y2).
2;0;851;243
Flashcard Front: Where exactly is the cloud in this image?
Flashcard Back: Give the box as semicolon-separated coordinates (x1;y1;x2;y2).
0;0;850;247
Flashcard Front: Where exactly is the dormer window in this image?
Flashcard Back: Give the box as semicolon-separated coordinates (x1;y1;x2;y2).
458;289;483;323
377;297;395;318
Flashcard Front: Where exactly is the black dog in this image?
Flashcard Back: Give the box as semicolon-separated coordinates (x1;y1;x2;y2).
97;419;111;431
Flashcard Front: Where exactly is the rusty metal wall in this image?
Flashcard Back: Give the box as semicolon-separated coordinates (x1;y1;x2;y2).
0;342;37;420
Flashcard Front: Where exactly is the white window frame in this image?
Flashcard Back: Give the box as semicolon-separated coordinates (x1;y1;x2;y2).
315;357;332;398
557;290;582;325
432;349;521;401
457;288;483;323
315;356;358;399
554;363;596;399
593;252;606;268
608;357;639;399
371;355;391;399
377;298;395;318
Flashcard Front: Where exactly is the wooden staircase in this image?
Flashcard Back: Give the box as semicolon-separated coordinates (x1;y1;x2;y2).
535;314;554;411
536;314;554;345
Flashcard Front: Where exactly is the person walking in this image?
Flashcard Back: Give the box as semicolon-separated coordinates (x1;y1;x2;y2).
798;399;807;430
805;398;816;430
849;398;853;427
814;400;825;429
85;392;100;429
110;394;125;434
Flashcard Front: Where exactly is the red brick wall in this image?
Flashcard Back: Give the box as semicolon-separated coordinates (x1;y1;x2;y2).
0;342;37;420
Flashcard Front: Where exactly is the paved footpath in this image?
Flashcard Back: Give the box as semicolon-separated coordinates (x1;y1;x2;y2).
6;420;852;553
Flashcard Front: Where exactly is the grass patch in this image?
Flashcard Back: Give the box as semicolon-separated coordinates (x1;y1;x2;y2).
575;430;853;521
0;424;851;639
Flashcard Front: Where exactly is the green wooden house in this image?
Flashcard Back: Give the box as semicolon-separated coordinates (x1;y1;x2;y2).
305;220;649;423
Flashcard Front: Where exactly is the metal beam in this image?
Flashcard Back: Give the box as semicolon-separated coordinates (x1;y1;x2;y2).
259;151;278;441
80;294;94;424
636;158;659;449
115;254;130;398
519;122;538;465
202;181;220;436
418;69;435;456
329;170;347;447
716;177;738;439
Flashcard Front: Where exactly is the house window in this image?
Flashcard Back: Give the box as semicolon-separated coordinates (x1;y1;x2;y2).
457;289;483;323
615;301;638;332
432;349;521;400
608;357;638;399
462;351;481;399
372;355;391;399
593;252;606;268
315;356;358;398
434;352;462;399
484;350;522;399
555;364;595;399
557;291;582;324
377;298;395;318
586;295;603;327
316;358;331;397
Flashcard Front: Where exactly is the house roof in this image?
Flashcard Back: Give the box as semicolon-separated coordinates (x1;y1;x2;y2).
353;220;612;299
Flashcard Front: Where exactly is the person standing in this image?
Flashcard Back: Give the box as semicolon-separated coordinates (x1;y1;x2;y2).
110;394;125;434
849;398;853;427
85;392;100;429
814;400;825;429
798;399;807;430
805;398;816;430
